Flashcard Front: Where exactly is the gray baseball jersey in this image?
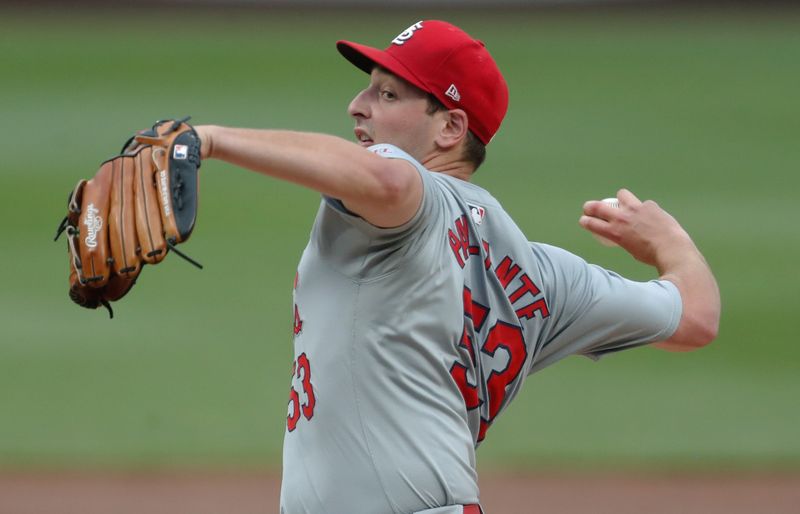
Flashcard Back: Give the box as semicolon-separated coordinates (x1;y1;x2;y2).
280;144;682;514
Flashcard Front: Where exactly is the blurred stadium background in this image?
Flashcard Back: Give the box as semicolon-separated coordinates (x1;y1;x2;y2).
0;0;798;512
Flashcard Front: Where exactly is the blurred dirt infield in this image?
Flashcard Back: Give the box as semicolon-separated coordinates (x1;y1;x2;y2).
1;472;799;514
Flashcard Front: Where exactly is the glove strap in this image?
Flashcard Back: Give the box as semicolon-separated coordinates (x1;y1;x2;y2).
100;300;114;319
54;216;68;241
166;237;203;269
66;225;87;285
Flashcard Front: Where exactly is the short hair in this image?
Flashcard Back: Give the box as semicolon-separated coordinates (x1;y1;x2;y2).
426;94;487;172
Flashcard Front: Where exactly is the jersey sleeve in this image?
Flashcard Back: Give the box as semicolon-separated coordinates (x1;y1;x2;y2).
528;243;683;374
313;144;445;280
323;144;440;239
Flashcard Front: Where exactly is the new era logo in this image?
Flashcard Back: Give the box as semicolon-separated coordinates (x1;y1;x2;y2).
445;84;461;102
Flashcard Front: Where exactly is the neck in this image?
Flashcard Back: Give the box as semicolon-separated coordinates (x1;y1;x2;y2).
420;152;474;181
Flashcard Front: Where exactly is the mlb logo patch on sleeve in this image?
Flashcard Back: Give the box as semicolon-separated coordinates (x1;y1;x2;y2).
468;204;486;225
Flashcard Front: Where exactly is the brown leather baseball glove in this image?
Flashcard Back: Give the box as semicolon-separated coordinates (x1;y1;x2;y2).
55;117;202;317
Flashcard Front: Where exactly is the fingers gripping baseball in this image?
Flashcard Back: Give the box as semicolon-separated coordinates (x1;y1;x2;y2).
579;189;640;247
580;189;686;266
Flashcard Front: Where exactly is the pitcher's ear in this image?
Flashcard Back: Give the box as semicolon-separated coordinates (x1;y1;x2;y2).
436;109;469;150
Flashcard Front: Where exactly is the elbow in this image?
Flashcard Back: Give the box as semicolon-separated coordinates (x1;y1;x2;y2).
688;300;721;349
661;278;721;351
690;318;719;349
663;314;719;352
704;315;720;344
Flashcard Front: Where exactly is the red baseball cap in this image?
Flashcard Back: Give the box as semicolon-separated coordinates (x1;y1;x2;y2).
337;20;509;145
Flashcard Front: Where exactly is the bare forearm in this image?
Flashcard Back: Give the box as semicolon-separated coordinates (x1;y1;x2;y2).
653;237;721;350
197;125;381;200
194;125;423;228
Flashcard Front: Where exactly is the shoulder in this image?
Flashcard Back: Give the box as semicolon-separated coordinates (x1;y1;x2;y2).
368;144;422;167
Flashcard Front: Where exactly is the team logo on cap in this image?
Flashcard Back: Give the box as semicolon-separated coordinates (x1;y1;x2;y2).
392;21;423;46
445;84;461;102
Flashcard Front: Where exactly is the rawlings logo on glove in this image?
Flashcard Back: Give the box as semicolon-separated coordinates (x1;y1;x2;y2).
83;204;102;248
55;117;202;317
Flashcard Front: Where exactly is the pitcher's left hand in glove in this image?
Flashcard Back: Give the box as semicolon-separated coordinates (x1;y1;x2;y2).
54;117;202;317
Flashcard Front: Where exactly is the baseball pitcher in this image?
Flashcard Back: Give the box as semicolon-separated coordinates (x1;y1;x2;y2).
65;19;720;514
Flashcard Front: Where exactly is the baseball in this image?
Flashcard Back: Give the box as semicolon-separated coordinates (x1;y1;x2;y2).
593;197;620;247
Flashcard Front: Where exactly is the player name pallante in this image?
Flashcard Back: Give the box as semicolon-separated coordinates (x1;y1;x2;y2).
447;214;550;323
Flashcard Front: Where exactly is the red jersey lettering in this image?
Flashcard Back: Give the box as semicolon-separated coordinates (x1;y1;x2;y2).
494;256;521;288
448;215;480;268
286;353;316;431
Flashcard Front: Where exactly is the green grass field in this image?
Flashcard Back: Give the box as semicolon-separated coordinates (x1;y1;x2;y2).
1;5;798;472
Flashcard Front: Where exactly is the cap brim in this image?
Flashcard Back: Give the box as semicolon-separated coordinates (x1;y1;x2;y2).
336;40;430;94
